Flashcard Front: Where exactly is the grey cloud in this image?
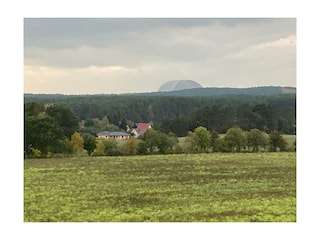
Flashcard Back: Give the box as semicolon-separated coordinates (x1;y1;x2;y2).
25;18;293;49
24;18;296;93
24;18;219;49
25;18;295;69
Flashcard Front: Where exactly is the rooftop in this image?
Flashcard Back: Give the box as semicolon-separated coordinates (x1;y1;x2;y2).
97;131;130;136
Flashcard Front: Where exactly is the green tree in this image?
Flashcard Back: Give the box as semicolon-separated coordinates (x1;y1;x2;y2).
60;138;73;155
193;126;212;152
83;134;97;156
119;118;127;131
251;104;279;133
137;140;148;155
261;132;269;151
167;132;179;152
143;129;160;154
224;127;247;152
46;105;80;138
156;116;191;137
25;115;65;156
269;131;288;152
191;105;234;133
184;131;196;153
93;140;105;156
82;117;119;134
24;102;45;117
211;129;220;152
124;137;139;155
104;140;119;156
215;138;230;152
157;132;172;154
247;128;268;152
31;148;41;158
70;132;84;155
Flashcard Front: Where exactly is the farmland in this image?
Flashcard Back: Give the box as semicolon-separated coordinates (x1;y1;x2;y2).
24;152;296;222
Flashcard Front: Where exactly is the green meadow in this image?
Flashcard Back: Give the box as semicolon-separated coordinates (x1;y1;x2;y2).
24;152;296;222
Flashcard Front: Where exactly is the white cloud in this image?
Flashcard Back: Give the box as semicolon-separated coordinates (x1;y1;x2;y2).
250;35;296;50
224;35;296;63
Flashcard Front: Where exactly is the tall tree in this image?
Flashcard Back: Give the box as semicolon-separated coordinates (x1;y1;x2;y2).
247;128;268;152
251;104;279;133
193;126;212;152
157;132;172;154
25;116;65;156
143;129;160;154
155;116;190;137
211;129;220;152
46;105;80;138
24;102;45;117
192;105;235;133
167;132;179;152
93;140;105;156
269;131;288;152
124;137;139;155
224;126;247;152
83;133;97;156
119;118;128;131
70;132;84;155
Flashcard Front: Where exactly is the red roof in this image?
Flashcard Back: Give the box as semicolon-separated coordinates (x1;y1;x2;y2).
136;123;151;135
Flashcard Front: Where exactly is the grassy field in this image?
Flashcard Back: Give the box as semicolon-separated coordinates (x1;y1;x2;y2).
24;152;296;222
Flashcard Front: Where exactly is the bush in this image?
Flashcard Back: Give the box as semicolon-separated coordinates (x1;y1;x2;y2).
173;143;184;154
93;140;105;156
215;138;230;152
104;140;120;156
137;141;148;155
269;131;288;152
31;148;41;158
119;138;139;156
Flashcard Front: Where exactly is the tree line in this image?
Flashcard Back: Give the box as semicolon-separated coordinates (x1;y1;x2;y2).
156;102;295;136
24;102;80;158
27;126;294;159
24;101;294;158
24;93;295;158
25;93;296;136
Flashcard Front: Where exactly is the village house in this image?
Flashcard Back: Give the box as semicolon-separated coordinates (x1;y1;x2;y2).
96;131;131;140
131;122;152;138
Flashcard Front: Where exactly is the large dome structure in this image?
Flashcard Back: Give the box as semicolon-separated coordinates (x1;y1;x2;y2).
158;80;203;92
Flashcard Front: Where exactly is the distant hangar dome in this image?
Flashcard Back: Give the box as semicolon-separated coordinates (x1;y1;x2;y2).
158;80;203;92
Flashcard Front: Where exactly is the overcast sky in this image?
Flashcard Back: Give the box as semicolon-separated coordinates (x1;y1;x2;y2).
24;18;296;94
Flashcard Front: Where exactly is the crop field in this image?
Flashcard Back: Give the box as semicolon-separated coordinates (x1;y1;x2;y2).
24;152;296;222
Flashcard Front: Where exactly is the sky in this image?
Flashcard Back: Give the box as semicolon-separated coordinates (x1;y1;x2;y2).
24;18;296;94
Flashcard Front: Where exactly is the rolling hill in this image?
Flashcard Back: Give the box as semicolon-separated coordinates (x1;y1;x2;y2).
140;86;296;97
